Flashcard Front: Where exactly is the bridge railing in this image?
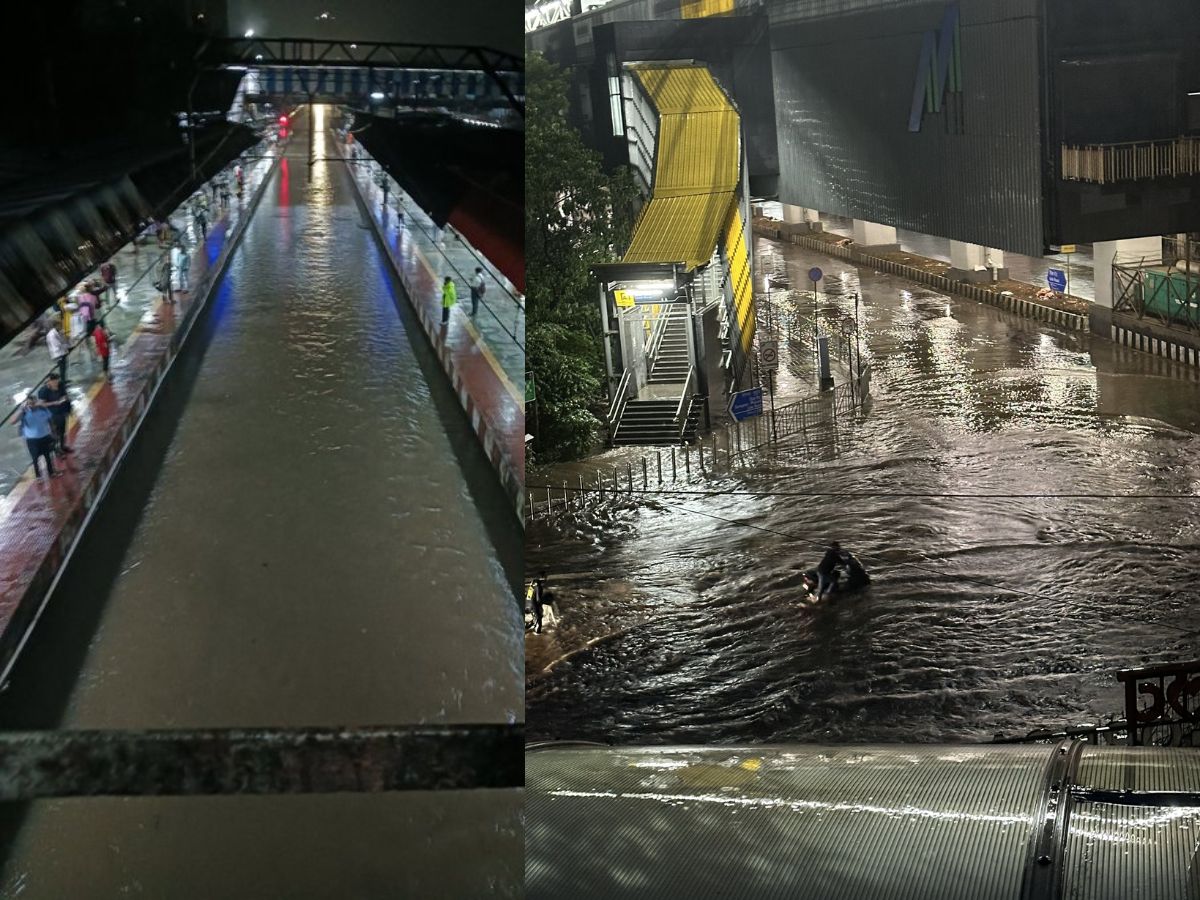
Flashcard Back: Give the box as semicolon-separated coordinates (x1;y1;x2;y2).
1061;136;1200;184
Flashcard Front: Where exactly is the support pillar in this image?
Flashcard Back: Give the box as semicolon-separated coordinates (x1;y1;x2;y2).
1092;236;1162;335
852;220;900;253
781;203;822;236
948;241;1009;283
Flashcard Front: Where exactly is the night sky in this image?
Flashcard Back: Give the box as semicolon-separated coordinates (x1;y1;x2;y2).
227;0;523;55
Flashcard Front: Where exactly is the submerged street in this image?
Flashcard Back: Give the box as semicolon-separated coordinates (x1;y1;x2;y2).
527;233;1200;745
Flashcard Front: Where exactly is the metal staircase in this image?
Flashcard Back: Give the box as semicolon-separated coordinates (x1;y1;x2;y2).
648;309;691;384
611;396;700;445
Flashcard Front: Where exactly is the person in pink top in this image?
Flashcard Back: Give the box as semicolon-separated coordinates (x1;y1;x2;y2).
75;286;99;337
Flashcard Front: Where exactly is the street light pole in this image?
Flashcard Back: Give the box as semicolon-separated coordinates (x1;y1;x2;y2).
854;291;862;393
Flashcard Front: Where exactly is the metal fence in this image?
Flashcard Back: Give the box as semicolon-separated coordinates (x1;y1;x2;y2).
1061;136;1200;184
528;376;866;520
1112;236;1200;331
994;659;1200;748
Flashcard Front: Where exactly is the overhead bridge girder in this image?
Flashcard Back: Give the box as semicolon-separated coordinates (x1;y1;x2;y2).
0;724;522;799
196;38;524;115
245;67;523;107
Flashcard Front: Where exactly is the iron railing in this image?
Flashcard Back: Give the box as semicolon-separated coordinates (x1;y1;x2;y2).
1061;136;1200;184
673;366;696;441
1111;236;1200;331
0;724;522;800
530;374;870;521
995;659;1200;748
606;369;632;430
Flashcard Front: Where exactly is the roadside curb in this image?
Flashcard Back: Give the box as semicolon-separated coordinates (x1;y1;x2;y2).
1111;323;1200;369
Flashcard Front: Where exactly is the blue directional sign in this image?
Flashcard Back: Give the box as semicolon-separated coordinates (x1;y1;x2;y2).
1047;268;1067;292
728;387;764;422
808;267;824;283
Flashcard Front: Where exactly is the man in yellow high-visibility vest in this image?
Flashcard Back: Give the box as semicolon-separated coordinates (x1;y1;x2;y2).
441;276;457;326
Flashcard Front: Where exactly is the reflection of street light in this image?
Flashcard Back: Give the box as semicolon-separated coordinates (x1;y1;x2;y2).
370;91;386;101
244;28;254;37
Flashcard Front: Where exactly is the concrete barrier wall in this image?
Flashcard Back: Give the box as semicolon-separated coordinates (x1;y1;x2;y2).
1111;324;1200;368
753;222;1089;333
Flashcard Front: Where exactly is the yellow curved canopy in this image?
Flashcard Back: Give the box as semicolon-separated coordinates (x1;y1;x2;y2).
622;65;741;271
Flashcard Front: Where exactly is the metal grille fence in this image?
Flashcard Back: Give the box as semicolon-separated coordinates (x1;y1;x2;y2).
528;377;866;520
1061;137;1200;184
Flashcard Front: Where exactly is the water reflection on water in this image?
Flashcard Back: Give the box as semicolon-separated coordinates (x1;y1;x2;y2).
527;237;1200;746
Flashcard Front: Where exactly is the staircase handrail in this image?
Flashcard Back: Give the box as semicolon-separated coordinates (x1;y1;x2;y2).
672;366;697;440
607;369;633;428
644;306;672;366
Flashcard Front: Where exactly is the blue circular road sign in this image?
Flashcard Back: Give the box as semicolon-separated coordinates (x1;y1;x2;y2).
808;267;823;283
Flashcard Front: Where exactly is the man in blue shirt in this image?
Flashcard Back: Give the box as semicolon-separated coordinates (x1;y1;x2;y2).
15;395;59;479
36;372;72;454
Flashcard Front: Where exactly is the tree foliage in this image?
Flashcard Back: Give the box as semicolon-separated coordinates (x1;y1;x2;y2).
526;52;637;462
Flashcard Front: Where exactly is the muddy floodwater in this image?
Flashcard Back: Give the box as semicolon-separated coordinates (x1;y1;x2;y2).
527;234;1200;746
0;111;522;897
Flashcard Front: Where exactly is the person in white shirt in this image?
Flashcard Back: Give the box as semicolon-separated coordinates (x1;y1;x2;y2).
46;320;69;383
172;242;191;292
470;267;486;317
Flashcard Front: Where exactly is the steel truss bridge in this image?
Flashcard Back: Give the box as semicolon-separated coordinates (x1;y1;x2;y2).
195;37;524;116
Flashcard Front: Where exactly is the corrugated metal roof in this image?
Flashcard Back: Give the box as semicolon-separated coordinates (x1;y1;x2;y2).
653;109;741;198
632;65;734;114
623;65;741;269
623;191;736;269
681;0;737;17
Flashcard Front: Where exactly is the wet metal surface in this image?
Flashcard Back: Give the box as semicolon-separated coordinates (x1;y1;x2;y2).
527;233;1200;746
527;743;1200;900
0;725;521;798
0;112;521;897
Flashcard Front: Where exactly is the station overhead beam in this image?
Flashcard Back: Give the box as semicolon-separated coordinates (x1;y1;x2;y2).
196;38;524;116
0;724;522;800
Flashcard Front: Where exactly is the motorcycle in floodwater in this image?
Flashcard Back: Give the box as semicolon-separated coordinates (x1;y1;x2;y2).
802;556;871;600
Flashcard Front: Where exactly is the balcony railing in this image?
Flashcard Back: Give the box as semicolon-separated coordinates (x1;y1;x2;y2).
1061;136;1200;184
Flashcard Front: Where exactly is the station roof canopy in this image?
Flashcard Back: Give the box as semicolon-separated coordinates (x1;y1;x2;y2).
621;63;741;271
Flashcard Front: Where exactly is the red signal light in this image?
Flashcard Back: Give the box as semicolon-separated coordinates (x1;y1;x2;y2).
279;115;289;125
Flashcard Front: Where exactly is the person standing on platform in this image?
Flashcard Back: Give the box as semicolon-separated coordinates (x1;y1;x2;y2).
46;321;69;384
194;201;209;243
470;267;485;318
155;253;173;304
441;276;457;326
76;285;99;339
173;242;191;293
37;372;72;455
100;260;118;306
93;322;112;376
16;395;59;480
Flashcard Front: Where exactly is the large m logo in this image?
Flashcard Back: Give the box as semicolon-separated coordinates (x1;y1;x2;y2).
908;3;962;133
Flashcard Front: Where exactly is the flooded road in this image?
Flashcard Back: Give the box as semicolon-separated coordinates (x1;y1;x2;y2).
527;234;1200;745
0;110;522;896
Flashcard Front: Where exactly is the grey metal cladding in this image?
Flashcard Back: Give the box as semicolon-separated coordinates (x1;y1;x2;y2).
527;743;1052;900
770;0;1046;256
1061;747;1200;900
